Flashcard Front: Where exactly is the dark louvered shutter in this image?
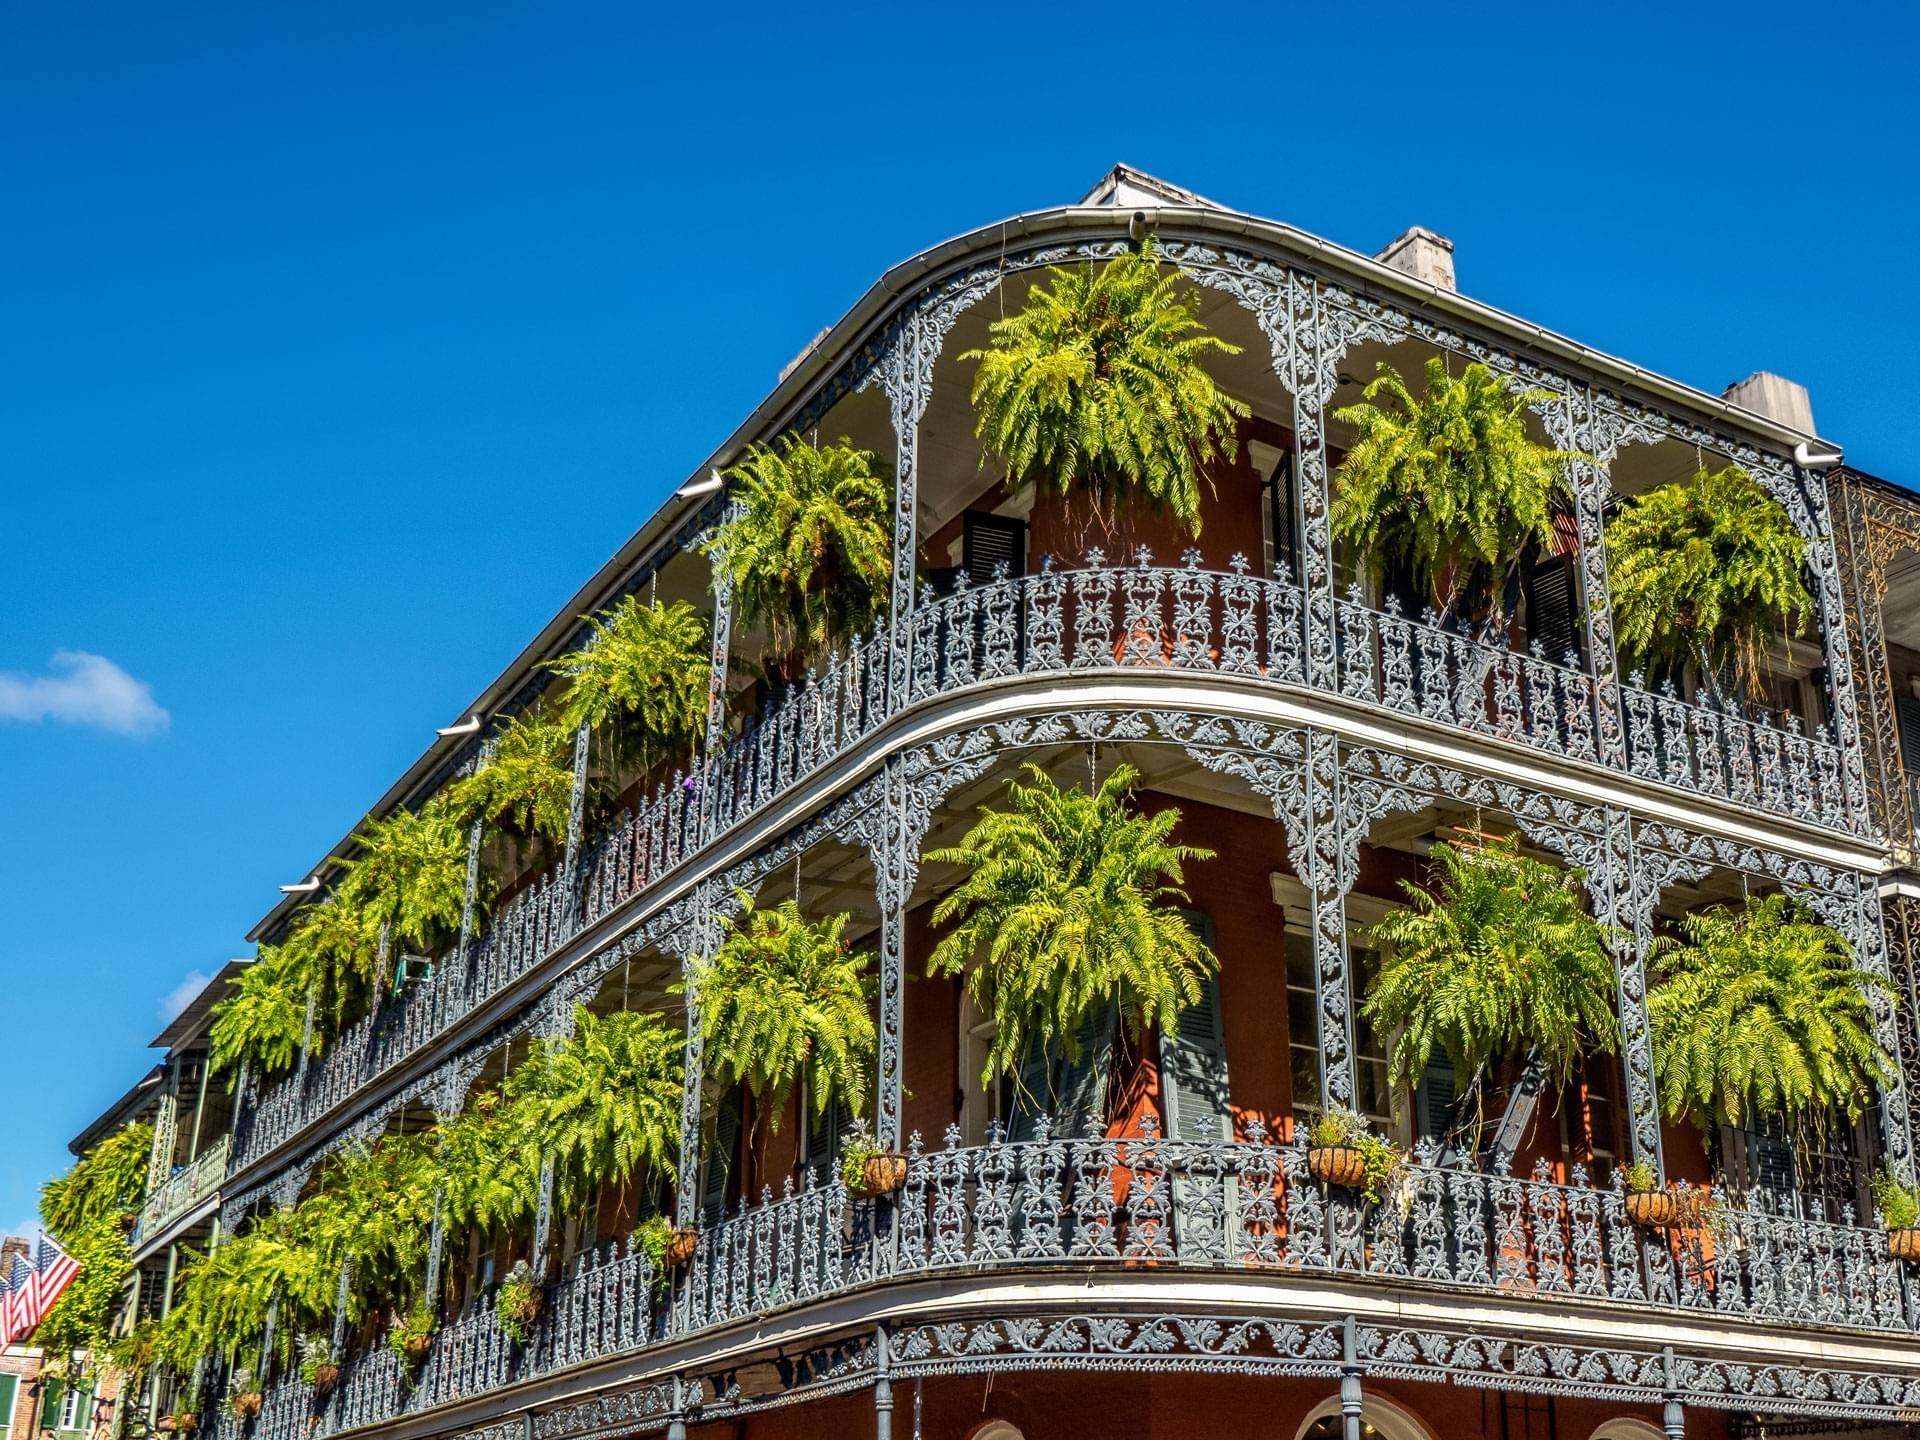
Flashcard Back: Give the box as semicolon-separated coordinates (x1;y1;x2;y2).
1158;913;1230;1143
801;1093;852;1181
1266;451;1298;579
1009;1000;1118;1141
963;512;1026;584
1416;1060;1459;1149
1896;696;1920;771
1523;553;1582;668
701;1090;742;1223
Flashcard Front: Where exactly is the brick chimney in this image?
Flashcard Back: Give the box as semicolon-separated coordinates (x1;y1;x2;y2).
1375;226;1456;291
1721;372;1816;435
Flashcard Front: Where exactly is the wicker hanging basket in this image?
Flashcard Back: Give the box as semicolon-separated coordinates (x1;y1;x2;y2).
1307;1145;1369;1189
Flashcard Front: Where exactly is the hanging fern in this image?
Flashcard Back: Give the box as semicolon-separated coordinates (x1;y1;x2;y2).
1363;836;1621;1103
1606;464;1812;700
964;240;1247;542
1649;892;1889;1131
337;801;471;954
926;763;1216;1087
506;1005;683;1208
158;1211;334;1372
281;898;385;1030
702;437;892;670
690;893;876;1131
289;1135;439;1316
448;710;578;845
1330;358;1579;618
209;947;309;1083
40;1121;151;1240
435;1090;540;1236
546;596;710;768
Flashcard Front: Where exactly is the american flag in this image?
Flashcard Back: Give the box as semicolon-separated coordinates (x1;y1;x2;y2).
0;1235;81;1346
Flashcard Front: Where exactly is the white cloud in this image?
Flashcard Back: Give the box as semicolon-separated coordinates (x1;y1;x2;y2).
0;650;169;736
159;970;215;1025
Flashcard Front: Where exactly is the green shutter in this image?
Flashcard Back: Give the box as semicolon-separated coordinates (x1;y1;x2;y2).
1053;999;1119;1139
1158;914;1230;1143
801;1094;852;1178
701;1090;742;1223
1007;1000;1119;1141
0;1372;15;1440
1897;696;1920;772
39;1380;64;1435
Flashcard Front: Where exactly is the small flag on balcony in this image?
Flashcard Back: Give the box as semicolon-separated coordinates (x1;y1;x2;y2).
0;1234;81;1345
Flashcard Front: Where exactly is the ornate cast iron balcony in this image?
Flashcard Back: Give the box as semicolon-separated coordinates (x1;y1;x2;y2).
131;1134;229;1246
216;1120;1920;1440
231;556;1855;1178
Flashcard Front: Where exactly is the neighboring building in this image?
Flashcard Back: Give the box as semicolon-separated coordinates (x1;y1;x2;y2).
64;167;1920;1438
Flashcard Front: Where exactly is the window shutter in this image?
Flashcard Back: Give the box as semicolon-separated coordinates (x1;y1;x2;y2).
1267;451;1298;579
802;1094;852;1179
1158;913;1231;1143
1523;553;1582;667
39;1381;63;1436
1053;999;1119;1138
1897;696;1920;772
1009;1000;1118;1141
701;1090;742;1223
0;1372;17;1439
1415;1060;1459;1148
962;513;1026;584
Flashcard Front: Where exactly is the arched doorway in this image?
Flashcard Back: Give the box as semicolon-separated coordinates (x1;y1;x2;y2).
1294;1393;1436;1440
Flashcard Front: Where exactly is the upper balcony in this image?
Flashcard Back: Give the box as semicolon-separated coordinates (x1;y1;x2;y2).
226;176;1877;1191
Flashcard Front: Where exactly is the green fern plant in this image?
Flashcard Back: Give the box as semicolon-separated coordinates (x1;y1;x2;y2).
209;947;309;1083
40;1121;151;1240
506;1004;683;1209
964;240;1247;544
280;897;385;1030
546;596;710;769
435;1090;540;1236
1649;892;1889;1131
689;892;876;1136
1362;835;1621;1147
1331;358;1580;619
702;436;892;673
448;710;578;845
290;1135;438;1316
1606;464;1812;701
337;801;472;955
1872;1163;1920;1231
926;763;1216;1088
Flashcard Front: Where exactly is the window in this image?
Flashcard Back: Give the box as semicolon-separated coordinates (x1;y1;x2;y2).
0;1372;17;1440
1275;877;1392;1132
59;1384;86;1432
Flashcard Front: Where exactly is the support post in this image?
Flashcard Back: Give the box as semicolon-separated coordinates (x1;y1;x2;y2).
423;1181;447;1309
674;902;713;1230
563;720;592;922
329;1257;352;1352
1610;810;1668;1179
700;515;740;844
665;1376;688;1440
1339;1316;1362;1440
530;1157;557;1274
873;1325;893;1440
1662;1397;1685;1439
874;763;907;1150
1305;730;1356;1110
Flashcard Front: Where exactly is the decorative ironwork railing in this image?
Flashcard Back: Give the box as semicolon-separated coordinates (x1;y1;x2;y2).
132;1136;230;1244
233;556;1853;1175
210;1123;1920;1440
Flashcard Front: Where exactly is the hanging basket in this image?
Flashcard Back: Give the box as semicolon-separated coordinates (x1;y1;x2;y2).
1889;1226;1920;1262
170;1416;198;1436
1307;1145;1369;1190
230;1393;263;1422
849;1153;909;1199
309;1363;340;1396
401;1332;434;1364
662;1228;699;1269
1625;1187;1701;1229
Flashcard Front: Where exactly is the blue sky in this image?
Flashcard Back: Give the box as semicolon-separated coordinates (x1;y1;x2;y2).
2;1;1916;1227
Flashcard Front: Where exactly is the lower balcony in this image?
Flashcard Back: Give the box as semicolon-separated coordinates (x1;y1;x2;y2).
215;1126;1920;1440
